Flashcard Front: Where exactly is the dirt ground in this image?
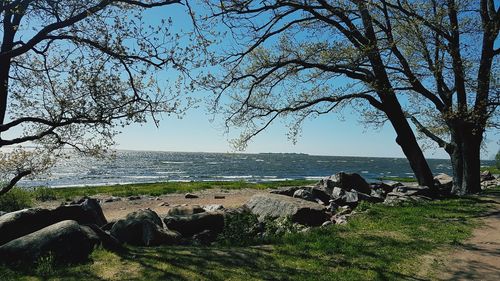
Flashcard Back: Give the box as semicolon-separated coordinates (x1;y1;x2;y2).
36;188;264;221
438;193;500;281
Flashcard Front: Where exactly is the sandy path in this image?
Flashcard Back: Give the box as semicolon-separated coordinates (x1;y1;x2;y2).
439;193;500;280
36;188;265;221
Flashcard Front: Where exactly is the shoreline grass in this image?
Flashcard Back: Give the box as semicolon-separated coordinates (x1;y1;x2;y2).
1;187;497;280
376;176;417;183
29;179;317;201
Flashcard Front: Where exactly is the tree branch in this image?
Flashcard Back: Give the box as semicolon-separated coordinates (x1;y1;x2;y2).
0;170;32;196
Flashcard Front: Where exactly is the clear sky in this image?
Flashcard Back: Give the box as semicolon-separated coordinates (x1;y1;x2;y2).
113;2;500;160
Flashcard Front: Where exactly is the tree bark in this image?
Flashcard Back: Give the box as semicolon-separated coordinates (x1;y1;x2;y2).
448;124;483;195
384;100;436;189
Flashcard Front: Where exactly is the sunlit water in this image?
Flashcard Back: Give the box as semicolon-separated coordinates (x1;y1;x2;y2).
18;150;494;188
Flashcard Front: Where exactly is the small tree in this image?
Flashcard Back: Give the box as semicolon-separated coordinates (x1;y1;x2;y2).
0;0;198;194
200;0;499;194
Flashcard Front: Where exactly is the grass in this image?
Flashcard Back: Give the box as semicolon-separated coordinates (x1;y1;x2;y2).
480;166;500;174
376;176;417;183
1;186;497;281
41;180;316;200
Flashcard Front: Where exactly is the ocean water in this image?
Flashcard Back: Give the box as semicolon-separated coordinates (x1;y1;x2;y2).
19;151;494;188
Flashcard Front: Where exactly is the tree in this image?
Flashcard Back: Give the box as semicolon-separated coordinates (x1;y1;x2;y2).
200;0;499;194
0;0;198;195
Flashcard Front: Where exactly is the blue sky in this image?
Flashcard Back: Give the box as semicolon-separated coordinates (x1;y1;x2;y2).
113;2;499;160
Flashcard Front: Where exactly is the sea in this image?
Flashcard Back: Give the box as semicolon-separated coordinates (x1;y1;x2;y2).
18;150;495;188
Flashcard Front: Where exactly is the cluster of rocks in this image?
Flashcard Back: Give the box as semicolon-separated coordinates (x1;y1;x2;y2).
0;171;497;265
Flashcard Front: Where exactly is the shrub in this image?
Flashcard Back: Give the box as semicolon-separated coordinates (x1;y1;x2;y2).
33;187;58;201
217;211;261;246
0;187;33;212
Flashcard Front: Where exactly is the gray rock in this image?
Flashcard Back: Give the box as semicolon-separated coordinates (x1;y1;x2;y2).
127;195;141;201
0;220;99;264
0;211;6;217
480;171;495;182
185;193;199;199
103;196;122;203
293;189;315;202
317;172;371;194
57;197;107;227
0;198;107;246
321;221;333;227
270;186;304;197
167;205;205;216
163;212;224;237
331;187;345;199
110;209;180;246
202;204;225;212
245;193;329;226
434;173;453;193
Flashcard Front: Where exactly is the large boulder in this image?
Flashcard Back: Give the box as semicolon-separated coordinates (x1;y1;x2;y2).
0;220;99;264
110;209;180;246
317;172;371;194
0;208;53;246
163;212;224;237
54;197;107;227
245;193;329;226
0;198;107;246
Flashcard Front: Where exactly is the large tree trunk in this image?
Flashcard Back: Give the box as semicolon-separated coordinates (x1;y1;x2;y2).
462;130;482;194
448;124;483;195
383;97;436;189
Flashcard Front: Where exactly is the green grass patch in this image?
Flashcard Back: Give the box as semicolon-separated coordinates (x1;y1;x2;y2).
376;176;417;182
39;180;315;200
480;166;500;174
0;192;494;281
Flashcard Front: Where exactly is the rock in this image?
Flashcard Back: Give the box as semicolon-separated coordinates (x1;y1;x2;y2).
163;212;224;237
321;221;333;227
56;197;107;227
0;208;53;246
434;173;453;193
185;193;199;199
85;224;122;252
0;198;107;246
101;219;117;232
0;220;99;264
293;189;315;202
380;181;404;189
331;187;345;199
384;186;433;205
0;211;5;217
245;193;329;226
317;172;371;194
128;196;141;201
214;195;225;199
157;202;169;207
191;229;219;245
331;215;348;225
370;188;386;200
202;204;225;212
270;186;303;197
103;196;122;203
110;209;180;246
167;205;205;216
480;171;495;182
